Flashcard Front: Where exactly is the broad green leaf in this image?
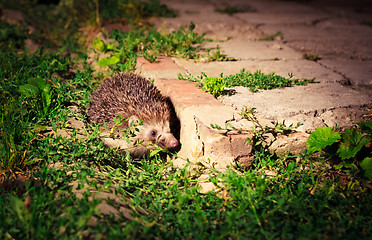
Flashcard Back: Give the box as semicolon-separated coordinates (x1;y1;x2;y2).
337;128;370;160
357;121;372;135
105;43;115;51
42;84;52;110
92;37;105;51
307;127;341;154
92;37;115;52
97;56;120;66
19;84;39;98
360;157;372;181
29;77;46;89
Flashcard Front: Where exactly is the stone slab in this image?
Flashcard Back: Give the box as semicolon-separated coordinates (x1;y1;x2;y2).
219;83;372;119
150;0;258;40
154;79;223;111
203;40;303;61
319;59;372;87
136;56;187;80
261;24;372;61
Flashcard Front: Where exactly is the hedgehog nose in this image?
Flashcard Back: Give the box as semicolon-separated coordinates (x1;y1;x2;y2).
171;139;179;148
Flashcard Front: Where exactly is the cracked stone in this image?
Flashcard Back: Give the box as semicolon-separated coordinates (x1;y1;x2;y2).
269;132;310;156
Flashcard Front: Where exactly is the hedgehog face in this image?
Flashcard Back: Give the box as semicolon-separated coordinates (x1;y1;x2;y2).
130;118;178;150
141;121;179;150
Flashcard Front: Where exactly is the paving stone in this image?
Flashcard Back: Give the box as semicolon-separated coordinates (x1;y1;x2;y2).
199;182;217;194
235;10;330;26
135;56;187;79
137;56;184;71
149;0;258;40
262;24;372;61
269;132;310;156
204;40;303;61
154;79;222;110
318;59;372;87
219;82;372;121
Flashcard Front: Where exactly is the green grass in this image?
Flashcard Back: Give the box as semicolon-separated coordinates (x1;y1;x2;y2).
1;5;371;240
0;48;95;175
92;22;212;72
1;45;370;238
178;69;315;97
0;20;29;51
1;0;177;53
1;137;371;239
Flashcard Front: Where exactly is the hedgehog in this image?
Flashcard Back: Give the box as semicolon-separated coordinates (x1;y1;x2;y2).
88;73;179;157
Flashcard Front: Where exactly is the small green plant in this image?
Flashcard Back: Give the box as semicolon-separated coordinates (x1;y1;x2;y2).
202;77;227;97
224;69;313;91
19;78;54;117
205;45;236;62
259;31;283;41
361;20;372;27
215;4;256;15
307;122;372;180
304;53;321;61
178;72;227;97
239;106;302;147
210;106;302;150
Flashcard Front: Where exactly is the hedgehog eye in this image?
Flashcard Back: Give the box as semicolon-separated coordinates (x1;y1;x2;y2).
150;130;157;137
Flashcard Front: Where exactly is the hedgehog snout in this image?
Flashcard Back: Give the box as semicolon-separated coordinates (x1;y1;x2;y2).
165;133;178;149
157;132;178;149
169;138;178;148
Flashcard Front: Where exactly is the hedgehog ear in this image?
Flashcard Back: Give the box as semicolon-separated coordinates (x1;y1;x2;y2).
128;115;140;127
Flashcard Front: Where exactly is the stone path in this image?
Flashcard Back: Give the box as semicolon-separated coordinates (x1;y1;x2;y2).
6;0;370;169
134;0;372;169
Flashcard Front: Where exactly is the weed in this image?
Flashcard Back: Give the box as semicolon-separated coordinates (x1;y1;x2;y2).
307;127;341;156
205;45;236;62
211;106;302;150
361;20;372;27
304;53;321;61
215;4;256;15
202;77;228;97
179;69;314;96
259;31;283;41
19;78;54;117
178;72;226;97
